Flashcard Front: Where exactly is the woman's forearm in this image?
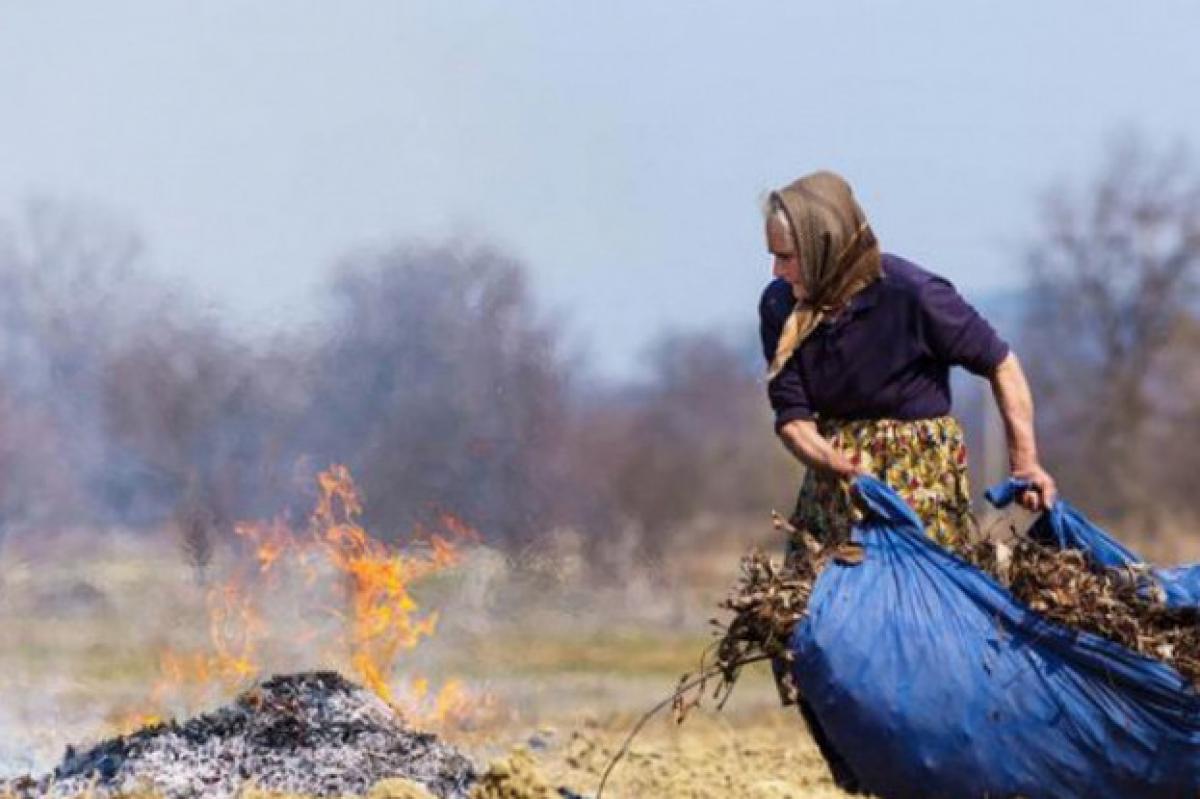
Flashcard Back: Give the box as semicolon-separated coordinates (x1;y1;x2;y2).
776;419;859;478
989;352;1038;471
989;351;1058;508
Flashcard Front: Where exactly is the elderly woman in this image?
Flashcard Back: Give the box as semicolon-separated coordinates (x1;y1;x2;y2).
759;170;1057;550
760;170;1058;794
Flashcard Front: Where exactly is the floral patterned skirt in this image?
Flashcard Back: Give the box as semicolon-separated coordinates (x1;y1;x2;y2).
790;415;974;548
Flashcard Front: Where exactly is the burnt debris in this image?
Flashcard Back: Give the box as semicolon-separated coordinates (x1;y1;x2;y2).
5;671;476;799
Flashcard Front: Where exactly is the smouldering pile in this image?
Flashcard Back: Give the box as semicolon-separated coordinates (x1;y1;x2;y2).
4;672;476;799
703;517;1200;708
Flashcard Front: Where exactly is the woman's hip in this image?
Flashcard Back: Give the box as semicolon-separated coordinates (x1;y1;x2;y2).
791;415;973;547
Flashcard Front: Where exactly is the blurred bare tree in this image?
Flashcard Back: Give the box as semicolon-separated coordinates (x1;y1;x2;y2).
0;200;149;524
303;240;572;548
175;471;216;586
0;200;300;538
1022;131;1200;527
0;200;803;570
568;330;795;566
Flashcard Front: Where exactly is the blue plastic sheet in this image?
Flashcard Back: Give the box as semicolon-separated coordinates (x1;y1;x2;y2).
986;478;1200;608
788;476;1200;799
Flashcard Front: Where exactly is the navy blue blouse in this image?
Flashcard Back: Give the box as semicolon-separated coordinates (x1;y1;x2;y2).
759;253;1009;430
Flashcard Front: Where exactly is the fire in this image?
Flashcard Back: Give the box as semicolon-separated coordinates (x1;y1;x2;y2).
121;464;481;730
237;517;296;576
311;464;465;702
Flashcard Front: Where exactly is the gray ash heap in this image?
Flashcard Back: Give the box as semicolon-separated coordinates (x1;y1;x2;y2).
7;671;476;799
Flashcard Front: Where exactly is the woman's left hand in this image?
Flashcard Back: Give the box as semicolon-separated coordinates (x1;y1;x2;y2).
1012;463;1058;512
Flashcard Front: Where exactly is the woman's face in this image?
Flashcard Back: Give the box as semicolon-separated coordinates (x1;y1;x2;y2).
766;213;805;296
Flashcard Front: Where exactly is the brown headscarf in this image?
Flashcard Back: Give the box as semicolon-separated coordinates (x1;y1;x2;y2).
765;170;882;380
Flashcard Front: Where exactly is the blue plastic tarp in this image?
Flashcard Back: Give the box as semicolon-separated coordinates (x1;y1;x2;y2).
788;476;1200;799
986;478;1200;608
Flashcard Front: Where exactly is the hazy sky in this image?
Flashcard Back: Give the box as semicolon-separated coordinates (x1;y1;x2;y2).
3;1;1198;375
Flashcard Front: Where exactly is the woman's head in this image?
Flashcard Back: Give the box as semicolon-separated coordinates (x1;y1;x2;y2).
763;170;882;378
765;206;804;295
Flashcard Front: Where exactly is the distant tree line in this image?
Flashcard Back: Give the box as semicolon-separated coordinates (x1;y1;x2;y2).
0;203;791;575
0;130;1196;575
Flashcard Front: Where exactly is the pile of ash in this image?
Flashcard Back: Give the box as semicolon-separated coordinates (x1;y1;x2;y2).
4;671;476;799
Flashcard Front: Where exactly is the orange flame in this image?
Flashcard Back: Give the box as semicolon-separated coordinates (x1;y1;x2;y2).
312;464;460;702
123;464;483;729
234;517;296;576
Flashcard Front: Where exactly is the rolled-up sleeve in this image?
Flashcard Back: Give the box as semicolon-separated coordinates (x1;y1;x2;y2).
918;277;1010;376
759;281;813;430
768;368;813;430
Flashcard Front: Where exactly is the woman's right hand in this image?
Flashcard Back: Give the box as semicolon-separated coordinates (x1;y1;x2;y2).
835;461;869;482
777;419;868;482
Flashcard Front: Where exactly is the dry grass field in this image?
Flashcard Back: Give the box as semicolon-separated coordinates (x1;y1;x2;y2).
0;513;853;798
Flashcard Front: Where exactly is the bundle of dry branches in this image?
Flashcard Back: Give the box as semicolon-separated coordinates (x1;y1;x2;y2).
673;513;841;721
959;536;1200;683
